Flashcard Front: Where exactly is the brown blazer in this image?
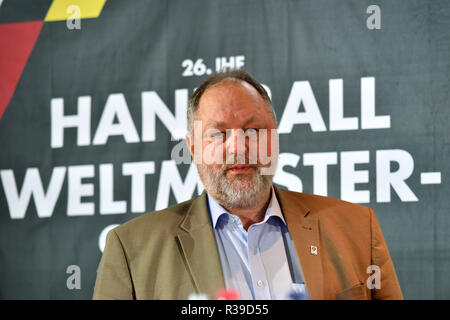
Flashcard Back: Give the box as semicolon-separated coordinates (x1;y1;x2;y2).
93;186;403;300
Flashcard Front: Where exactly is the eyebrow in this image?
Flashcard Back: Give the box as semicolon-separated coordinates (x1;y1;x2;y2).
209;116;256;128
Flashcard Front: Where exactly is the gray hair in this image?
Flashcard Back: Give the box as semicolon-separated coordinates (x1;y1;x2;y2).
187;69;277;134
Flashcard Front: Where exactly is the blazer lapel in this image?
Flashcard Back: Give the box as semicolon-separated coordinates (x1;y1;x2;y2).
176;191;225;299
274;186;325;299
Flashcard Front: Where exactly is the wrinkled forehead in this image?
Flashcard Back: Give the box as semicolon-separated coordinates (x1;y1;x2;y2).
197;80;275;129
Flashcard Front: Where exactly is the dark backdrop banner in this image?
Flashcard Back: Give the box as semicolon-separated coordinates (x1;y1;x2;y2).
0;0;449;299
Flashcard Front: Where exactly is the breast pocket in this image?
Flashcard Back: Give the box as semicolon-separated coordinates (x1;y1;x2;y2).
335;283;369;300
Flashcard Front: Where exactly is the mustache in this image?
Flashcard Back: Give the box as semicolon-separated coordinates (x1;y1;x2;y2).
222;163;259;173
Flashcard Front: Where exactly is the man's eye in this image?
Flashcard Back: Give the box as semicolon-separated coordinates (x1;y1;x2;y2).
211;131;224;137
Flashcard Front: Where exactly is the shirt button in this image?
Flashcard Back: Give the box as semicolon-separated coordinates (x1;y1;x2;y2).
230;217;235;223
257;280;264;287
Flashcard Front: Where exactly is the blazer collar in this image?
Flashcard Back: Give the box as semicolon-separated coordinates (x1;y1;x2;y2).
274;186;324;299
176;191;226;299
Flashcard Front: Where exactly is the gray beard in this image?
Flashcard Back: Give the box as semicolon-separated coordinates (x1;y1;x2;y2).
197;164;273;209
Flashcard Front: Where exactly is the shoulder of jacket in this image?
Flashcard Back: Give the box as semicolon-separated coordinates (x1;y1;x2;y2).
112;195;200;238
277;188;372;218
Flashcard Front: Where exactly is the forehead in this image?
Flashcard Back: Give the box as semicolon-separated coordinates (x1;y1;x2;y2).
197;80;274;128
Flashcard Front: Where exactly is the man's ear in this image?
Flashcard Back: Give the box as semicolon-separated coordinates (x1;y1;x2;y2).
186;133;195;158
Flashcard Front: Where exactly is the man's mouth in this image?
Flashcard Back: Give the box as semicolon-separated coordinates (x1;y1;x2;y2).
226;165;255;174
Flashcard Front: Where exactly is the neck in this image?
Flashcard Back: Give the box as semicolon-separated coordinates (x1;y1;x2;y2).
225;188;272;231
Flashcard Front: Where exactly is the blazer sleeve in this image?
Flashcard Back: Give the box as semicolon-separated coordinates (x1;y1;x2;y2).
93;229;135;300
369;208;404;299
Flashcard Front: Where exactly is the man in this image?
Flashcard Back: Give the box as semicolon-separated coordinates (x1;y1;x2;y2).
93;69;403;300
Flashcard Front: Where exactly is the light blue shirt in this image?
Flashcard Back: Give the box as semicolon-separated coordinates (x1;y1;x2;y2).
207;187;308;300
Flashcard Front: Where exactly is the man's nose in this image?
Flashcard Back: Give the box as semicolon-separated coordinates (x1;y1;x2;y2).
225;129;243;152
225;129;247;163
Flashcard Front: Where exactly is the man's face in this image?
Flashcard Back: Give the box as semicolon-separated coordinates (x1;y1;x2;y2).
187;80;278;209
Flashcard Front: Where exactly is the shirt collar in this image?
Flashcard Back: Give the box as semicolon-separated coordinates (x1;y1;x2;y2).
207;186;286;229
